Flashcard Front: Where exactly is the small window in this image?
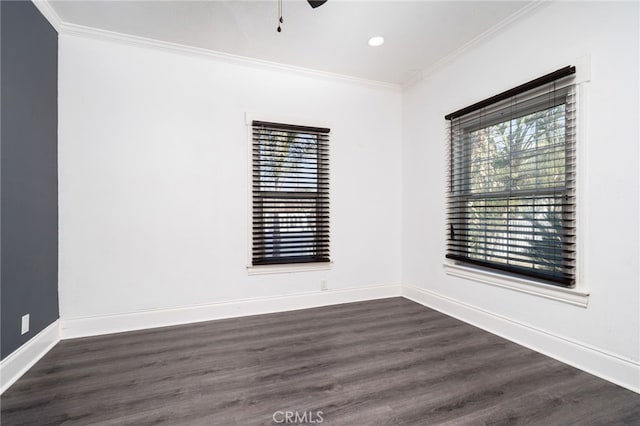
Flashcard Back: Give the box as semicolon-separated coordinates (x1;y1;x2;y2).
445;67;577;287
251;120;330;266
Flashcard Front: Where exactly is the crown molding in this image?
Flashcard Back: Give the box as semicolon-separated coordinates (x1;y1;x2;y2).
60;22;400;90
31;0;63;32
402;0;549;89
32;0;544;93
32;0;399;91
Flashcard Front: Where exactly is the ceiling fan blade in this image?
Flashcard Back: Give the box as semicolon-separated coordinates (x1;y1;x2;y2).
307;0;328;8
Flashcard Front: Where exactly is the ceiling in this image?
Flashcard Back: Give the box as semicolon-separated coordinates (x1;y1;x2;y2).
49;1;534;85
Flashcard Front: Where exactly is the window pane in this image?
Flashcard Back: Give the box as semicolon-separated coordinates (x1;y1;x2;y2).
258;131;319;192
465;196;567;275
258;199;321;259
468;104;566;195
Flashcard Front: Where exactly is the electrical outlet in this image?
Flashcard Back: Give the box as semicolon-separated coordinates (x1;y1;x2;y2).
320;280;328;291
21;314;30;335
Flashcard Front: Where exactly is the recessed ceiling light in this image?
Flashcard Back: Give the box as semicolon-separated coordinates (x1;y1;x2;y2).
368;36;385;47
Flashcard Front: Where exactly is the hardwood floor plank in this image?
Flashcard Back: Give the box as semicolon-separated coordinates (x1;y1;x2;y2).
1;298;638;425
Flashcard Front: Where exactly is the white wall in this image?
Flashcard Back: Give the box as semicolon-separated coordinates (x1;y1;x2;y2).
403;0;639;364
58;35;402;319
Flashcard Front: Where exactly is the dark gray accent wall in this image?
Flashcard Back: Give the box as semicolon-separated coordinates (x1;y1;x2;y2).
1;0;59;359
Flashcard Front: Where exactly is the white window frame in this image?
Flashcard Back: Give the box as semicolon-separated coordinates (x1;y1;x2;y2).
444;56;592;307
245;112;333;275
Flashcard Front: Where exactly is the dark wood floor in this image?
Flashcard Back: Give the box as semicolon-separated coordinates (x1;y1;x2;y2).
1;298;639;425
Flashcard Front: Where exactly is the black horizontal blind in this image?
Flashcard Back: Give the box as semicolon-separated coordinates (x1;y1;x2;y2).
445;70;577;286
252;121;330;265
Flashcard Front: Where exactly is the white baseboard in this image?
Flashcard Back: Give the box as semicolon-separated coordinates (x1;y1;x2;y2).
402;284;640;394
60;284;402;339
1;320;60;394
9;284;638;397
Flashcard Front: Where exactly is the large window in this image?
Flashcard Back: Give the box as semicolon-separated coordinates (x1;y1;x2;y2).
251;120;330;266
445;67;577;287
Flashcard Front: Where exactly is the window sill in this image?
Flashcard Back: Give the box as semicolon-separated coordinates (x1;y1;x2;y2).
443;262;589;308
247;262;332;275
